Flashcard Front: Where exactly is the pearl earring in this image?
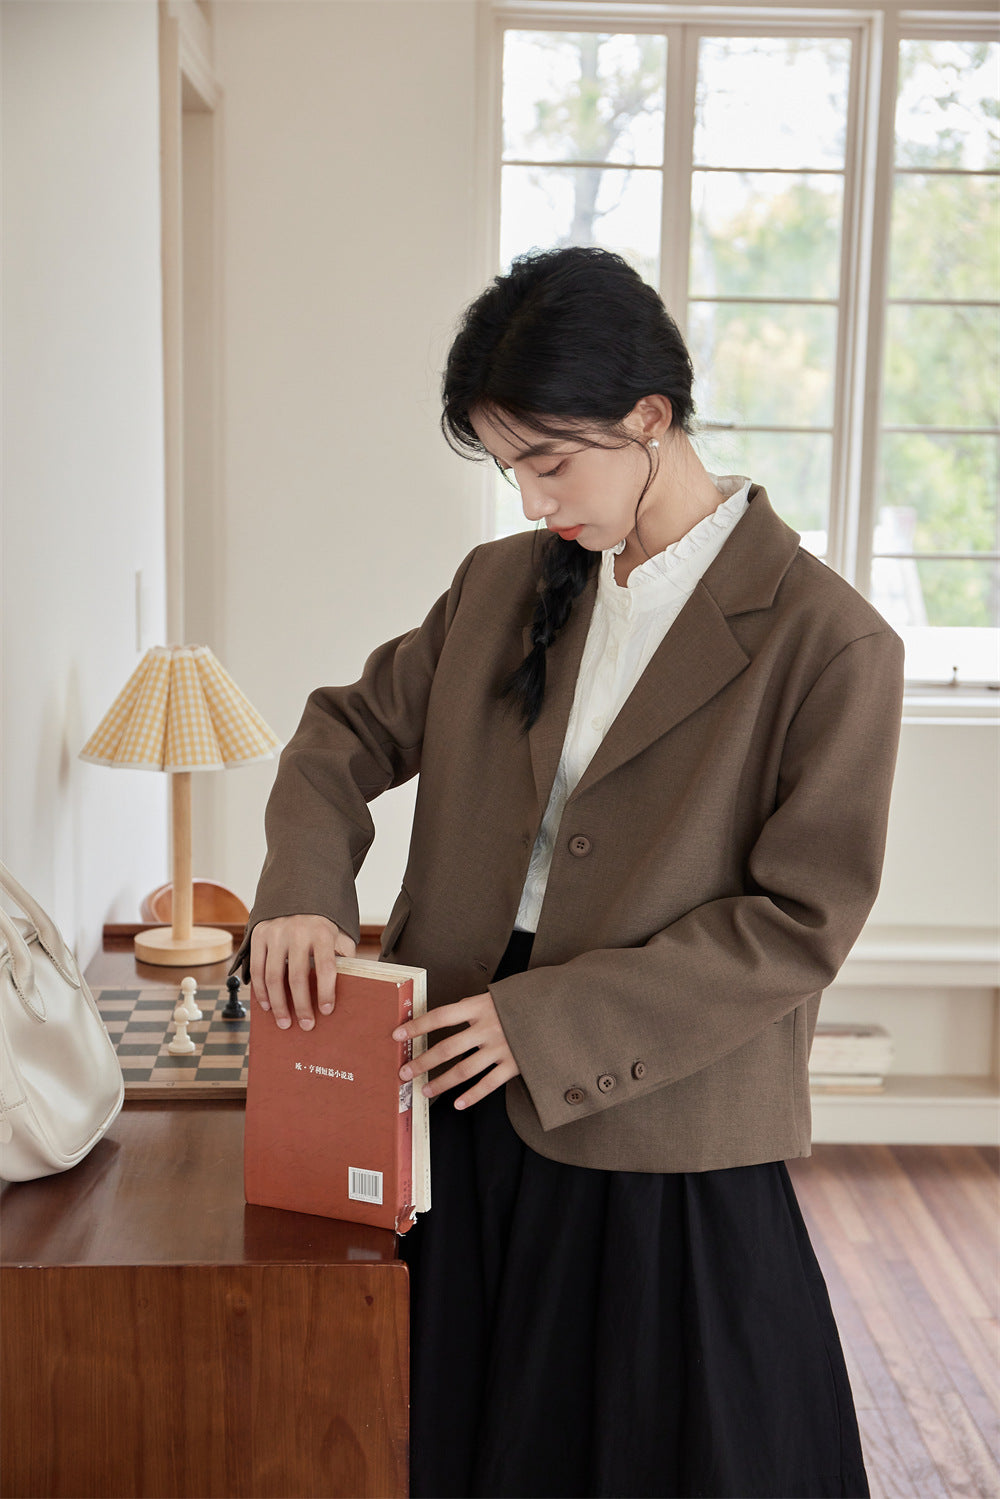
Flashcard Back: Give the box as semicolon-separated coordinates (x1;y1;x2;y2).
648;438;659;450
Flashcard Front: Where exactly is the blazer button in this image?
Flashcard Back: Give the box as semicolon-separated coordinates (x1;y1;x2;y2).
568;835;592;857
631;1061;646;1080
564;1087;585;1105
597;1073;616;1092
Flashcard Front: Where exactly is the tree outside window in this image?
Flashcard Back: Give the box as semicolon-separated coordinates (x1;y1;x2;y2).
494;20;999;686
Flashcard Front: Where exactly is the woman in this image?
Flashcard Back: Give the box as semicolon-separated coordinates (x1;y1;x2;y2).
233;247;902;1498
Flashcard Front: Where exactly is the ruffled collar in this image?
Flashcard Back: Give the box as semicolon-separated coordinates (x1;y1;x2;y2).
600;475;751;606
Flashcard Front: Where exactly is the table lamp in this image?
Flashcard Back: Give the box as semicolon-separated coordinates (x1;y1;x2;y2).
80;645;282;965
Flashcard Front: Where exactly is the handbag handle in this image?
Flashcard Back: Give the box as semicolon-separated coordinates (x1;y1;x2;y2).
0;859;82;1021
0;901;48;1021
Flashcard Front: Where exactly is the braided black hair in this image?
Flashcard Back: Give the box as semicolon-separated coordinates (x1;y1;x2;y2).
441;246;697;731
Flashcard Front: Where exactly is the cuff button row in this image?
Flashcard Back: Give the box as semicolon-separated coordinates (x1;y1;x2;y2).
566;1066;644;1104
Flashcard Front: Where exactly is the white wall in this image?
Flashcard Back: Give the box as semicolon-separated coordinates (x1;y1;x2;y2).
0;0;167;963
875;722;998;928
210;0;483;924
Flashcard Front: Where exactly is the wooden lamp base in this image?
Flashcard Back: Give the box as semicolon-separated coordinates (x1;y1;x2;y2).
133;772;236;966
134;926;234;966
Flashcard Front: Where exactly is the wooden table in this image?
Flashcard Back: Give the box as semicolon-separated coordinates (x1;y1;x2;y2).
0;931;409;1499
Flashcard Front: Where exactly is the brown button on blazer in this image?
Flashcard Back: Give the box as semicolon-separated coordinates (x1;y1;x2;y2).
231;486;904;1173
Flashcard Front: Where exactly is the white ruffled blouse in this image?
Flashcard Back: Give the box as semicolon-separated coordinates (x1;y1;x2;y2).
514;474;752;933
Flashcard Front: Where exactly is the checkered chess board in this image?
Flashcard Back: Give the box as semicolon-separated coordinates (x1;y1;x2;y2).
95;986;250;1099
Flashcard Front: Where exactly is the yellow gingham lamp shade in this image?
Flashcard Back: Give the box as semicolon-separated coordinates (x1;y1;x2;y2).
79;646;283;771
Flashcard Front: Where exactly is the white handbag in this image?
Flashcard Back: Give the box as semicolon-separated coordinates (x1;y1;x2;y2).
0;858;124;1181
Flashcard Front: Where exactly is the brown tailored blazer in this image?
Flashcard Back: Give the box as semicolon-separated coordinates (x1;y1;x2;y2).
231;485;905;1173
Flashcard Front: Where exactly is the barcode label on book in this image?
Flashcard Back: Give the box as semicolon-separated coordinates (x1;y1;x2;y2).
349;1167;383;1205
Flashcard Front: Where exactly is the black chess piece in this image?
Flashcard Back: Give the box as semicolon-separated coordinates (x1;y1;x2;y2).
222;973;247;1020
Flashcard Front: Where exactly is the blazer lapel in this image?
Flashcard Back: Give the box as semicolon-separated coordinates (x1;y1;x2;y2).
564;485;801;804
568;584;749;804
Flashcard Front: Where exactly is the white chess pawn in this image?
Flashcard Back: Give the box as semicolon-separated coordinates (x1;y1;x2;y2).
167;1005;197;1055
179;975;202;1021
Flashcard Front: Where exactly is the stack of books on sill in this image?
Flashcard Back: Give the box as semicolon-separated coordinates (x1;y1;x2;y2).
808;1023;894;1093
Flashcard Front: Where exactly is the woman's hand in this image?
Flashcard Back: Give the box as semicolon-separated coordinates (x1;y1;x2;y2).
392;992;520;1110
249;914;357;1030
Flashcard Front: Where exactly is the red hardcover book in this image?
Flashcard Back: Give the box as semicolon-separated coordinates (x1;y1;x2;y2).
244;957;430;1233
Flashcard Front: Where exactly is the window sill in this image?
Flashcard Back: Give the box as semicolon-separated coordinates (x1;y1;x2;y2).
901;689;1000;725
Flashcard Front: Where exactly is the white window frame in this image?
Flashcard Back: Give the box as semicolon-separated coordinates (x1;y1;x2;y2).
477;0;1000;707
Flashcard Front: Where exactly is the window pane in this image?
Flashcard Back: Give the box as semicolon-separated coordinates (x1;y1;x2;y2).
889;172;1000;302
879;433;999;553
882;305;1000;429
695;37;851;169
895;40;999;171
695;429;831;543
502;31;667;166
500;164;660;283
871;551;1000;628
691;172;843;299
688;301;838;427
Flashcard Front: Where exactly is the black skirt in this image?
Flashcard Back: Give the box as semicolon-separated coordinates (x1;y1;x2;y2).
397;930;870;1499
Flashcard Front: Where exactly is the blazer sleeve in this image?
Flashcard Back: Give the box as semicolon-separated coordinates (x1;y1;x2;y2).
228;544;481;982
487;626;906;1132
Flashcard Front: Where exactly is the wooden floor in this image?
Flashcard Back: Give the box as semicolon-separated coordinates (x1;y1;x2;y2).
787;1144;999;1499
